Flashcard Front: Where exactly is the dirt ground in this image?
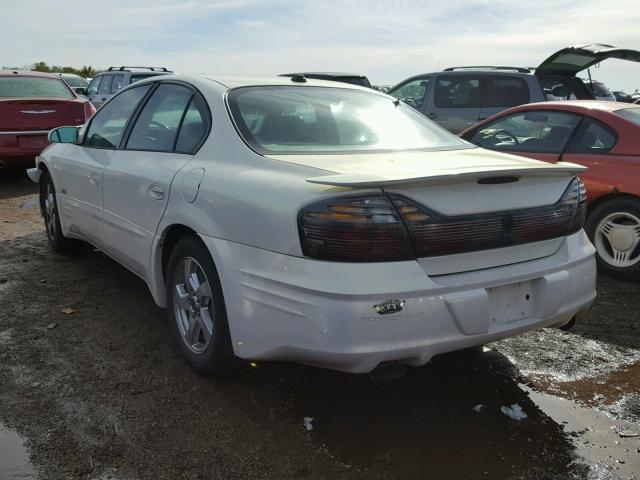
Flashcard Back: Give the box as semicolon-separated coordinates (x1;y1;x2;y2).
1;171;639;480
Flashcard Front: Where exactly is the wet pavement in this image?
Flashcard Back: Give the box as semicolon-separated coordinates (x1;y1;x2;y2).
0;172;639;479
0;423;35;479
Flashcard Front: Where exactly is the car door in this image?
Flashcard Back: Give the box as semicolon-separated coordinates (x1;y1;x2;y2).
53;84;151;246
102;82;209;279
85;76;102;106
466;110;581;164
92;74;114;109
479;75;531;122
561;117;619;199
425;74;482;133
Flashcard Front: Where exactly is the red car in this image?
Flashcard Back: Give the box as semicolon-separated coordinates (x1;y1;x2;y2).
460;101;640;280
0;70;95;169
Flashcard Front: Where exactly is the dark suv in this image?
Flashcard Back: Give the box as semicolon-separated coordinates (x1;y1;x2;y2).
86;66;173;108
389;44;640;133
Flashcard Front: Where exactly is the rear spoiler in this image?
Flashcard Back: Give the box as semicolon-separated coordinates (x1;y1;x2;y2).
307;162;586;187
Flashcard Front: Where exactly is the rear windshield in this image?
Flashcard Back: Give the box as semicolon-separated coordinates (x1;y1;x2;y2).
227;86;470;154
614;107;640;126
0;77;74;98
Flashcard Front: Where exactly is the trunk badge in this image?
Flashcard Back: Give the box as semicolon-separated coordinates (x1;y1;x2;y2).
20;110;56;114
374;299;405;315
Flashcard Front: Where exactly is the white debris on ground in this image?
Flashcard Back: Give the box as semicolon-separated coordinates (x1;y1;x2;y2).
303;417;313;431
491;329;640;383
472;404;485;413
501;404;528;421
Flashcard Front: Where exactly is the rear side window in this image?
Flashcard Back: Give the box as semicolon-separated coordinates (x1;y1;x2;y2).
130;74;157;84
614;108;640;126
127;84;194;152
566;119;617;154
471;110;580;153
98;75;113;94
0;77;73;98
483;76;530;108
175;96;208;153
390;78;430;109
84;85;151;149
111;74;125;93
434;76;481;108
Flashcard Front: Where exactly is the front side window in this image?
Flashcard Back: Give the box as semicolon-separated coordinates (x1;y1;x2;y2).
84;85;151;149
127;84;193;152
87;76;101;95
390;78;430;109
228;86;470;155
98;75;113;95
471;110;580;153
0;77;73;98
566;119;617;154
434;76;481;108
483;76;530;108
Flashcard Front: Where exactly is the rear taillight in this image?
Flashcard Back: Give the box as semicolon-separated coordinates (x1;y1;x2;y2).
298;194;413;262
566;177;587;234
298;178;587;262
83;102;96;122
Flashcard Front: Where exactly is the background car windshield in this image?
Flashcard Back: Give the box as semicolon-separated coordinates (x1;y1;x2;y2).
614;107;640;126
228;86;469;154
62;75;88;87
0;77;73;98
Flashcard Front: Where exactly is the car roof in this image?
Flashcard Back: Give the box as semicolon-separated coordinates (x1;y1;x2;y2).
508;100;632;113
283;72;368;77
0;70;60;78
193;74;376;92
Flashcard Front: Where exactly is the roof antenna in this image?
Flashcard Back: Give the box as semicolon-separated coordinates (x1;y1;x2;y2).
290;74;306;83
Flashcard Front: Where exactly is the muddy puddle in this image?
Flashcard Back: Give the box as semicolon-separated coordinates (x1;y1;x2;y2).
0;423;35;479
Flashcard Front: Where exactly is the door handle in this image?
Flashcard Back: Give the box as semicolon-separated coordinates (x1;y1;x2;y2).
89;172;100;187
148;184;165;200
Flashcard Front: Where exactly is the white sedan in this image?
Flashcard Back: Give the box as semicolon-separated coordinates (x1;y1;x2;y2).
28;75;596;374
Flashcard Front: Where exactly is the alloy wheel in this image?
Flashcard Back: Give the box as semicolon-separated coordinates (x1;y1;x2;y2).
172;256;215;354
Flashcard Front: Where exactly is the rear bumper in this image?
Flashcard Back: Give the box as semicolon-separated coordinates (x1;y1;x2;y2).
0;132;49;168
201;231;596;373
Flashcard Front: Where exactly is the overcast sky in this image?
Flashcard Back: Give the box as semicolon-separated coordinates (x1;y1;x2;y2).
3;0;640;91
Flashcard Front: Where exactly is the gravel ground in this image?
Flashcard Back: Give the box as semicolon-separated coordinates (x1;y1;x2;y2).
0;172;639;480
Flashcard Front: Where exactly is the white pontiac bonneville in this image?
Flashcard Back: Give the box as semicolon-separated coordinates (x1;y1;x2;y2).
28;75;597;375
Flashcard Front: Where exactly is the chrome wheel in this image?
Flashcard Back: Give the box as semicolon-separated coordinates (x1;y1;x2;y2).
44;181;57;239
594;211;640;268
172;257;214;354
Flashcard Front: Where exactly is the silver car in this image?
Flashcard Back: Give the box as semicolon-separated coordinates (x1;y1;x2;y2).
85;66;172;109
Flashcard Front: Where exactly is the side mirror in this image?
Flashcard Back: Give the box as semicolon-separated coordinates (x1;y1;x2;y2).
48;126;79;144
75;87;87;95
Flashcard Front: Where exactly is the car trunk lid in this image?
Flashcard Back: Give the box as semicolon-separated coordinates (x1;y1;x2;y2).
535;44;640;77
0;98;85;132
270;148;585;274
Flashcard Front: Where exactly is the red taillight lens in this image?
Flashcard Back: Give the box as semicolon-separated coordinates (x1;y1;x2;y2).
298;195;413;262
83;101;96;122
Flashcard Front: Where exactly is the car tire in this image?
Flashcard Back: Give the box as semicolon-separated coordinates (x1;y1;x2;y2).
40;170;78;252
584;197;640;281
165;235;236;375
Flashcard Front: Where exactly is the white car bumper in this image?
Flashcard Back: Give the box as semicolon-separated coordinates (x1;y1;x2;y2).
201;231;596;373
